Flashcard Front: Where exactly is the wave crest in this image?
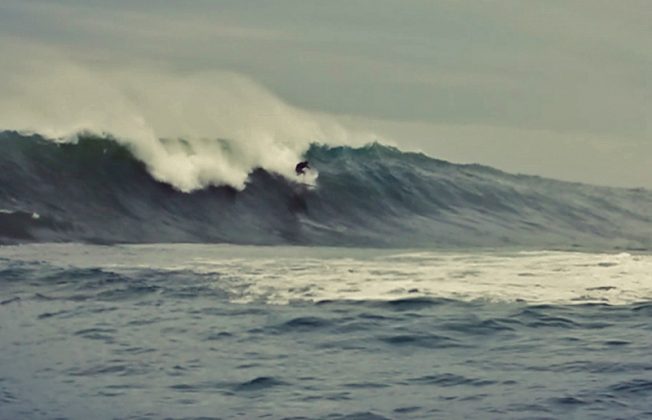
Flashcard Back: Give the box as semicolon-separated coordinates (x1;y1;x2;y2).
1;131;652;248
0;60;368;191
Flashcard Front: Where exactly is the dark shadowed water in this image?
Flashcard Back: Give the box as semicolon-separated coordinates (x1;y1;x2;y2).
2;131;652;250
1;244;651;419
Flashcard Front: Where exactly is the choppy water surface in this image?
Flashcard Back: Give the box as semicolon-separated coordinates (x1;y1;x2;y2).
1;244;651;419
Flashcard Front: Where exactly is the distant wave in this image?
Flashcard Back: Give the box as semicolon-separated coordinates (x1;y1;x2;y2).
1;130;651;248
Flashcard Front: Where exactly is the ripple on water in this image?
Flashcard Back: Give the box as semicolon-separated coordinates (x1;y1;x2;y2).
441;318;516;335
376;297;454;311
0;384;17;404
74;327;117;342
408;373;497;387
378;333;460;348
0;296;20;305
66;362;151;377
551;396;589;405
233;376;288;392
543;360;652;374
324;411;390;420
278;316;334;331
608;379;652;396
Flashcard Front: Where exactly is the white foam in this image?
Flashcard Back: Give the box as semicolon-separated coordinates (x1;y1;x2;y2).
194;250;652;305
0;52;376;192
1;244;649;305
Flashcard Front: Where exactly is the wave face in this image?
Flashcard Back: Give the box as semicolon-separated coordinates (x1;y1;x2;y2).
1;130;652;248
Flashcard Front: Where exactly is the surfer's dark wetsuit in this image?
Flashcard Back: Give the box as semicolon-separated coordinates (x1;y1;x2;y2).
295;161;310;175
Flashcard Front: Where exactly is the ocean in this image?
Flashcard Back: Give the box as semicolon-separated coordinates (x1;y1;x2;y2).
1;132;652;419
1;244;651;419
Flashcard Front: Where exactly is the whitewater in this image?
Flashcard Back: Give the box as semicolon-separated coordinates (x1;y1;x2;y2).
1;66;652;419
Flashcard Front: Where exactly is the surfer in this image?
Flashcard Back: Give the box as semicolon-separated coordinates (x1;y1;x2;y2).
295;161;310;175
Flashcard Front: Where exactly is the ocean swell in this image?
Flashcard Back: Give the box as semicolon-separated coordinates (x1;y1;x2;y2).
1;131;652;248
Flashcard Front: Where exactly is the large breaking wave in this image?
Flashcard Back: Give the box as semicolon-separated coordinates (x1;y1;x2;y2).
1;130;651;248
0;60;371;192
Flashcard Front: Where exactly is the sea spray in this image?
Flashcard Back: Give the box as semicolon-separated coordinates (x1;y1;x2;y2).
0;58;373;191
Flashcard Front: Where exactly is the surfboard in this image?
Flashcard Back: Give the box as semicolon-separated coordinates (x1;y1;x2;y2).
296;168;319;189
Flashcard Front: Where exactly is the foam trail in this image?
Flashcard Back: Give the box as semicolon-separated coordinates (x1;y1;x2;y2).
0;55;372;191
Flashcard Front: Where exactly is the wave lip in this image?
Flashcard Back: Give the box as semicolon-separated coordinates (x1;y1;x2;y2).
1;130;652;248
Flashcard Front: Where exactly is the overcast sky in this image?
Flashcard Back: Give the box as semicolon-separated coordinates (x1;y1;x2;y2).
1;0;650;187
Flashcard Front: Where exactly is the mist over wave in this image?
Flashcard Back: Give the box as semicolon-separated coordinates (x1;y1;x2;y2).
0;59;366;191
1;131;651;248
